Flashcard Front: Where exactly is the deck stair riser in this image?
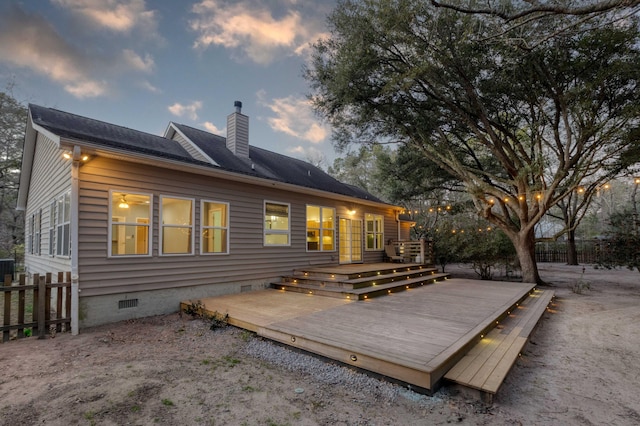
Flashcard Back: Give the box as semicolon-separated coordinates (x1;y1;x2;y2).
274;266;450;300
282;268;443;290
291;265;432;280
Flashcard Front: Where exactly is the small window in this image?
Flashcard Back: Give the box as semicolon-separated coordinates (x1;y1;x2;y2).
264;201;290;246
161;196;194;255
201;200;229;254
365;213;384;251
306;205;335;251
49;200;56;256
34;209;41;255
56;192;71;257
109;191;152;256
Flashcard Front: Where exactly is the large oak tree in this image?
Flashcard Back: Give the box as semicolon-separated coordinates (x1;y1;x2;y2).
306;0;640;283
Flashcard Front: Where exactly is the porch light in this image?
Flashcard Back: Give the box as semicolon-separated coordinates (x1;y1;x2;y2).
62;151;72;159
635;177;640;184
118;195;130;209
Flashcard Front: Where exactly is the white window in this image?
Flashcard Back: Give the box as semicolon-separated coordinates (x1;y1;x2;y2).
109;191;152;256
34;209;41;255
201;200;229;254
49;200;56;256
161;196;194;255
56;192;71;257
306;205;335;251
27;214;34;255
264;201;290;246
365;213;384;250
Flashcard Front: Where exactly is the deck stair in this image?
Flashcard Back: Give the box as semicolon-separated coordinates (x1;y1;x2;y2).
444;288;555;403
272;264;450;300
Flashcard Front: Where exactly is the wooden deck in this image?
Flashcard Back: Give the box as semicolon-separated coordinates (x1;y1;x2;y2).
183;272;539;393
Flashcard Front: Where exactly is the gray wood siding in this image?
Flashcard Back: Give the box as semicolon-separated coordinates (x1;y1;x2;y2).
24;133;72;275
170;131;210;163
77;157;396;297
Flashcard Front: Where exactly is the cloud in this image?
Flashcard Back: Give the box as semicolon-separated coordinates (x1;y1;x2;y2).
202;121;225;135
139;80;161;93
257;90;328;143
0;5;107;98
122;49;155;73
189;0;325;64
168;101;203;121
51;0;158;35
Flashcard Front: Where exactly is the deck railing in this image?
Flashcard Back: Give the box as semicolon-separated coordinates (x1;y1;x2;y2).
391;239;433;264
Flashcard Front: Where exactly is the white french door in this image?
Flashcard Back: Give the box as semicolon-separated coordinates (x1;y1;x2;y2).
339;218;362;264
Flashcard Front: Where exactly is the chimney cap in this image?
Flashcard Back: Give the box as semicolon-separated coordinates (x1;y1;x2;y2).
234;100;242;113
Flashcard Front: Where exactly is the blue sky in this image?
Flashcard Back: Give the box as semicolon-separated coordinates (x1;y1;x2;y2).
0;0;339;165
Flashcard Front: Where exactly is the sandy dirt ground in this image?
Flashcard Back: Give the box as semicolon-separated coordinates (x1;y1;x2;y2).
0;263;638;426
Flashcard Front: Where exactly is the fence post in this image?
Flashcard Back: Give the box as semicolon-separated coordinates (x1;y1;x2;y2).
38;275;46;339
17;274;26;338
2;274;11;343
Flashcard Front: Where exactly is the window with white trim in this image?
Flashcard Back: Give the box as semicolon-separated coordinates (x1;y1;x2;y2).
49;200;56;256
201;200;229;254
109;191;152;256
27;214;34;255
161;196;194;255
264;201;290;246
306;205;335;251
56;192;71;257
34;209;41;255
365;213;384;250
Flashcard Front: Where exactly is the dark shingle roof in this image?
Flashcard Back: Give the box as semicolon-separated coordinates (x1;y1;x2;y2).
172;123;384;202
29;104;199;163
28;104;384;203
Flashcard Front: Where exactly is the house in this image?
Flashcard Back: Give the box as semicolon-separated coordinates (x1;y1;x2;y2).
17;102;413;332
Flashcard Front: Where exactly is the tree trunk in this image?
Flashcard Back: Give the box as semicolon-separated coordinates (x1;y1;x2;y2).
512;229;542;284
566;228;579;265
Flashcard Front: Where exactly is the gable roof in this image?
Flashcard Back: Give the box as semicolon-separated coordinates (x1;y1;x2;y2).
24;104;386;205
170;123;382;202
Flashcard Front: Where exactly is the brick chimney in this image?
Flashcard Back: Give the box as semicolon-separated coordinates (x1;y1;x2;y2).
226;101;249;158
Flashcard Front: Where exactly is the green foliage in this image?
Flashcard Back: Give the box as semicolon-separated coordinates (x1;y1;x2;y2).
306;0;640;283
0;89;27;260
597;210;640;273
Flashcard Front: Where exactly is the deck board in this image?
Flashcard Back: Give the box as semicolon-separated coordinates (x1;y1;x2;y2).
186;277;535;391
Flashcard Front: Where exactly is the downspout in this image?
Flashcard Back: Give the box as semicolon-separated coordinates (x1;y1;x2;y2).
70;146;81;335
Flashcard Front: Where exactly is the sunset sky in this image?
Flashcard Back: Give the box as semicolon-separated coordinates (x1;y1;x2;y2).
0;0;340;164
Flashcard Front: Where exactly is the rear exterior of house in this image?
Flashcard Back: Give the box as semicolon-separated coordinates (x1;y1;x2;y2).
18;103;413;330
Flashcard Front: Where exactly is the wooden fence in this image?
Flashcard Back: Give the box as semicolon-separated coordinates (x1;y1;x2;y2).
535;240;602;264
1;272;71;342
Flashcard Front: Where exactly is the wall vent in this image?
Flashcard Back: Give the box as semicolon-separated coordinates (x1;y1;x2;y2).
118;298;139;309
240;285;252;293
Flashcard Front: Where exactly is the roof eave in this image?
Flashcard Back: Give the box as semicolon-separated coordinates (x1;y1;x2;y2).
68;138;398;209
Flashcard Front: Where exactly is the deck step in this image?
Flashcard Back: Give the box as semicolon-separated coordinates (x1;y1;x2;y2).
444;288;554;402
272;273;451;300
281;267;441;290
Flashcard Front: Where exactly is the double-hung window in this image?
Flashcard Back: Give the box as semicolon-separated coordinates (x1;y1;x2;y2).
306;205;335;251
161;196;194;255
264;201;290;246
365;213;384;250
49;200;56;256
201;200;229;254
56;192;71;257
34;209;41;255
109;191;152;256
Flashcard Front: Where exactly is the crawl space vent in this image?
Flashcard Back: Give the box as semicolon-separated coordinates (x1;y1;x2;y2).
240;285;252;293
118;298;139;309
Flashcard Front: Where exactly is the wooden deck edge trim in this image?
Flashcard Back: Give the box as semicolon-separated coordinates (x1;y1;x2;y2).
444;290;554;395
426;284;535;378
258;326;434;391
